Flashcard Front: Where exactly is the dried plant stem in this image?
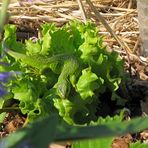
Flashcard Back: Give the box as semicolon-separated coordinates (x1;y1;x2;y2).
133;37;140;54
128;0;133;9
96;4;136;12
77;0;87;23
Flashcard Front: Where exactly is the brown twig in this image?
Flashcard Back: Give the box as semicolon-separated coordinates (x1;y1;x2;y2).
128;0;133;9
77;0;87;23
133;37;140;54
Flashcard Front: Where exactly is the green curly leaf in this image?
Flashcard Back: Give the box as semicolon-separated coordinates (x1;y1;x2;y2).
76;68;104;100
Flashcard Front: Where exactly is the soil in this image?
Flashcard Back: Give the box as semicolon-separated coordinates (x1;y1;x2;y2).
0;112;26;138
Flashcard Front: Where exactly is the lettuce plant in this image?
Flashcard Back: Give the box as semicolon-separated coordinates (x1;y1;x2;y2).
0;21;124;124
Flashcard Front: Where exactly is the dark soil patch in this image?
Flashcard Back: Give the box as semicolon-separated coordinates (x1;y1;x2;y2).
0;112;26;138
